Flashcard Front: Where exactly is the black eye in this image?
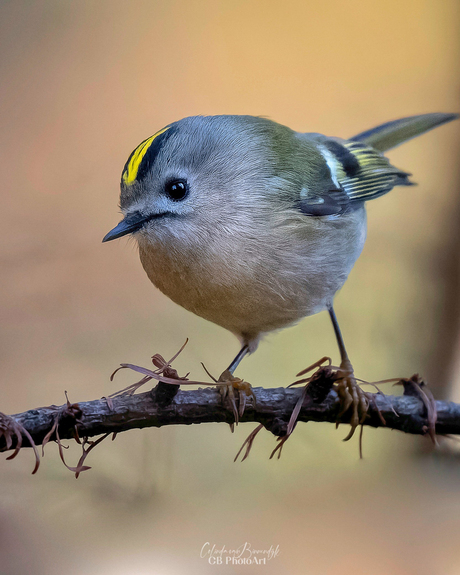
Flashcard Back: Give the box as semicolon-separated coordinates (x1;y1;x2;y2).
165;179;189;201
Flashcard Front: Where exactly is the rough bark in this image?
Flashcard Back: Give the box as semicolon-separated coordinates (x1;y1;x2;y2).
1;371;459;455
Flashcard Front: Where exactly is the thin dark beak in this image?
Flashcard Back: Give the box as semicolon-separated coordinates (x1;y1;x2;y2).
102;211;150;242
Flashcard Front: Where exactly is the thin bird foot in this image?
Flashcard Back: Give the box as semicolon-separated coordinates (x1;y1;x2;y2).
217;369;255;425
335;358;370;441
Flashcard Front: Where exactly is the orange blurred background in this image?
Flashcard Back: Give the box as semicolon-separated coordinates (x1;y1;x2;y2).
0;1;459;574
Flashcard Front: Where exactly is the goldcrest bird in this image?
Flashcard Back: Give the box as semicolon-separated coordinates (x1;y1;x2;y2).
103;112;458;433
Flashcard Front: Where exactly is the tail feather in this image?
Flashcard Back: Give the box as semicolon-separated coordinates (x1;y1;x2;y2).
351;113;458;152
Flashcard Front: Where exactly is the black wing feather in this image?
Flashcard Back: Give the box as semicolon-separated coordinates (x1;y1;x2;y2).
298;136;414;217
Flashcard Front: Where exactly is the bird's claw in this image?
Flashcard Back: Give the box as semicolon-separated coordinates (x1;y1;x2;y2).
335;358;370;441
218;369;255;425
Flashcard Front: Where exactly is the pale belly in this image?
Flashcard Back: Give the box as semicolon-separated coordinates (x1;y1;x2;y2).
137;207;367;349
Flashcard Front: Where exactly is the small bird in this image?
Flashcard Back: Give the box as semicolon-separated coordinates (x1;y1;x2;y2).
103;112;458;434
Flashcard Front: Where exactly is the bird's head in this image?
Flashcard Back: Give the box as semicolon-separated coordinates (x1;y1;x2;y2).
102;115;284;250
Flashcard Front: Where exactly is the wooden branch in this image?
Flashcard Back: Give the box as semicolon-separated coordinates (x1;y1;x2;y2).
1;371;460;457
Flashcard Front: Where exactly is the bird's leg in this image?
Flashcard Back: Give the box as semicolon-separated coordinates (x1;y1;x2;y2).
328;307;370;440
227;344;250;374
218;345;255;424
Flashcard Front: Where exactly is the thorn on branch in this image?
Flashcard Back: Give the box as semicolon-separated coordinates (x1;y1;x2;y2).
398;374;438;443
109;339;198;400
0;411;40;474
234;423;264;462
42;392;94;477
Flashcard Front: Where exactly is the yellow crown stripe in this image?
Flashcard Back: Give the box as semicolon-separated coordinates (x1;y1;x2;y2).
122;127;169;185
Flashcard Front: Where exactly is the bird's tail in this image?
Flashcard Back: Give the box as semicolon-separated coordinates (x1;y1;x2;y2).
351;113;458;152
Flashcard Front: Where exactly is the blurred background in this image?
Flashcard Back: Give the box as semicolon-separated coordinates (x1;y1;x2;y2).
0;0;459;573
